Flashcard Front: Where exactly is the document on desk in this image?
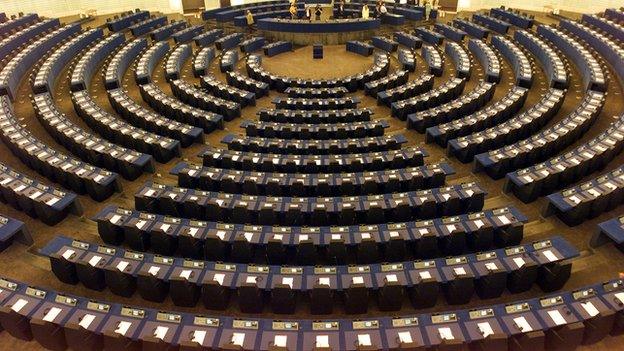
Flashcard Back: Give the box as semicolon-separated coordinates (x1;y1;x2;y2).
547;310;566;326
581;301;599;317
43;307;63;322
398;331;413;344
438;327;454;340
115;321;132;336
192;330;207;345
513;316;532;332
477;322;494;338
79;313;96;329
154;325;169;340
11;298;28;313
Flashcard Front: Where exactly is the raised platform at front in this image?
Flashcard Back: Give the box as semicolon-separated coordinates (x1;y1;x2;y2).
258;18;381;45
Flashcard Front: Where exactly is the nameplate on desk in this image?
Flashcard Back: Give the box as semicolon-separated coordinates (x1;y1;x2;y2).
214;263;236;272
55;294;77;306
313;321;339;330
280;267;302;275
476;252;497;261
0;279;17;291
572;288;596;300
414;260;436;269
121;307;145;318
248;265;269;273
381;263;403;272
392;317;418;327
193;316;219;327
540;295;563;307
97;246;116;255
532;240;552;250
272;321;299;330
432;313;458;324
153;256;173;265
183;260;204;269
504;246;526;256
124;251;144;260
71;240;89;250
157;312;181;323
87;301;110;312
353;320;379;330
469;308;494;319
348;266;370;274
505;302;530;314
233;319;258;329
602;280;624;293
25;287;46;299
314;267;336;274
446;257;467;265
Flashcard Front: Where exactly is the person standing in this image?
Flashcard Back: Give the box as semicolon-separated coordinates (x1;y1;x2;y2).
289;2;298;19
424;0;431;20
362;4;370;19
245;10;254;33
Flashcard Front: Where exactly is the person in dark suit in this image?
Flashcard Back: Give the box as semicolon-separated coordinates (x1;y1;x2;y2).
314;4;323;21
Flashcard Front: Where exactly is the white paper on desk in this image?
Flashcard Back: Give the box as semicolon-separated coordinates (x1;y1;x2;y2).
418;228;429;235
144;189;155;197
478;322;494;338
498;215;511;225
160;224;170;232
192;330;206;345
116;261;129;272
318;277;330;286
547;310;566;326
231;332;245;346
179;269;192;280
474;220;484;228
513;317;532;332
115;321;132;336
389;330;410;346
110;214;122;224
188;227;199;237
43;307;62;322
282;277;294;288
357;334;372;346
453;267;466;276
274;334;288;347
154;325;169;340
136;220;148;230
79;314;96;329
246;275;257;284
11;298;28;313
148;266;160;276
419;271;432;280
215;199;224;206
216;230;226;240
244;232;253;242
316;335;329;348
446;224;456;232
438;327;454;340
485;262;498;271
542;250;558;262
615;292;624;305
352;276;364;284
581;301;600;317
62;249;75;260
386;274;398;283
212;273;225;285
46;197;59;206
89;255;102;267
513;257;525;268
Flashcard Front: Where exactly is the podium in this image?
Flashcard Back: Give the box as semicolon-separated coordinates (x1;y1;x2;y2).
313;44;323;59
